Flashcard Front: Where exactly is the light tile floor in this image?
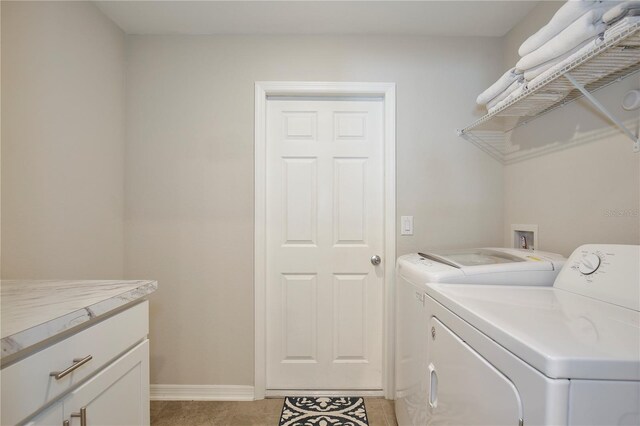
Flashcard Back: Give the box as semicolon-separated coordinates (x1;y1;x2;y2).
151;398;398;426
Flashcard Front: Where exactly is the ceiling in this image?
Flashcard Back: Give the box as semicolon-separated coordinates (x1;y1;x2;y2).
95;1;540;37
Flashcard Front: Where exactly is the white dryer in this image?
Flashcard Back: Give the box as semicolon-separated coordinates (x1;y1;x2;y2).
424;244;640;425
395;248;566;426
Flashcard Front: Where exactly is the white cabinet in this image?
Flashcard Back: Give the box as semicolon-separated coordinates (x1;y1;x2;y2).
65;341;150;426
1;301;150;426
24;402;64;426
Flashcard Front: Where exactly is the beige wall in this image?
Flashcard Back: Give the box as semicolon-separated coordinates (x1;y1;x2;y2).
502;2;640;256
125;35;505;385
1;1;126;278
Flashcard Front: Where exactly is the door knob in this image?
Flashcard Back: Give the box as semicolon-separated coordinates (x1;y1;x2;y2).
370;255;381;265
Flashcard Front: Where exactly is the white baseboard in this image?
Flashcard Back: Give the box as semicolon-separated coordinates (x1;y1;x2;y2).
265;390;385;398
151;384;255;401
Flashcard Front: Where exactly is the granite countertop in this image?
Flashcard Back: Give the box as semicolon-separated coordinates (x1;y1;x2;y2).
1;280;157;360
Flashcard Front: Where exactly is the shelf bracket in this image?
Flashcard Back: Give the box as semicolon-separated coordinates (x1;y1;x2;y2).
564;72;639;153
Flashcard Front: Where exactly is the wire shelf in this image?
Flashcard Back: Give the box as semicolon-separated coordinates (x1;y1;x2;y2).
458;22;640;163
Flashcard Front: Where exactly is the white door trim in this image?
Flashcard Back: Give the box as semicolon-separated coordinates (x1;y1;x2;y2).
254;81;396;400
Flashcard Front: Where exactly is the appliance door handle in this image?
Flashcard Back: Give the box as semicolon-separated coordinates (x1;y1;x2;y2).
428;363;438;408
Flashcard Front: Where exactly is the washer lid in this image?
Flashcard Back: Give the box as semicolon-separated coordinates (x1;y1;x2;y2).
425;248;525;267
422;248;556;275
425;283;640;380
397;253;464;284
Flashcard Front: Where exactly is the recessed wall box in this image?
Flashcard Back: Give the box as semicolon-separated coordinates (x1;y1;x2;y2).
511;224;538;251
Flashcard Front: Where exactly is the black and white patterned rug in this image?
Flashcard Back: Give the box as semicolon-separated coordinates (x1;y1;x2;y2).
279;396;369;426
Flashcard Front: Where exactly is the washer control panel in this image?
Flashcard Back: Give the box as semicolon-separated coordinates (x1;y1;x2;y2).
577;253;602;276
568;247;614;283
555;244;640;311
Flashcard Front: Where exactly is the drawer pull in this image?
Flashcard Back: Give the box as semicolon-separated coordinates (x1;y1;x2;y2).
50;355;93;380
71;407;87;426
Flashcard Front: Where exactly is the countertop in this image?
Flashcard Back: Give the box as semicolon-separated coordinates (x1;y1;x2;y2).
1;280;157;360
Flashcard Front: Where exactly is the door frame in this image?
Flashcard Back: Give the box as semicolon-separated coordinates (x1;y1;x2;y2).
254;81;396;399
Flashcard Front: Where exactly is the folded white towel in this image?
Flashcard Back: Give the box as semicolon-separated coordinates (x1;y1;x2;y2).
523;38;593;80
604;15;640;38
527;38;601;88
476;68;523;105
603;1;640;23
486;80;524;110
518;0;609;57
516;9;607;71
487;85;527;114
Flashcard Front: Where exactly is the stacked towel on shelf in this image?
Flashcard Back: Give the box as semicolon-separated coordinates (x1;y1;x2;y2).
486;80;525;110
516;8;608;71
487;84;527;113
519;0;608;56
523;2;640;87
603;1;640;23
525;9;640;88
527;38;602;88
475;0;639;113
476;68;523;106
523;38;594;80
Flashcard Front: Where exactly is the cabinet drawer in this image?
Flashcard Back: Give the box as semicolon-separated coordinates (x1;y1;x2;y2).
1;301;148;426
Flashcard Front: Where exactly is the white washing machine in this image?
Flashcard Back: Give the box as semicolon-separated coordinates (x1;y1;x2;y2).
424;244;640;425
395;248;566;426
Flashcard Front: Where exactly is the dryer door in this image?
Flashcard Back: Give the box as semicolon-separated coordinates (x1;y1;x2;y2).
427;317;523;426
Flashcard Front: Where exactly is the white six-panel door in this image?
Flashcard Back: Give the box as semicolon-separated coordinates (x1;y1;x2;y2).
266;98;385;390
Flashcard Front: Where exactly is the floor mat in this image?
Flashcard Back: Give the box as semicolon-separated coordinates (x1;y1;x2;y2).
279;396;369;426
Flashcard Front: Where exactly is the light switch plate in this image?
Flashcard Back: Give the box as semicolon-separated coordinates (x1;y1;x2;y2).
401;216;413;235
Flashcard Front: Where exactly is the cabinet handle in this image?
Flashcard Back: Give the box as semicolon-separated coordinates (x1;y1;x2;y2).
63;421;70;426
50;355;93;380
71;407;87;426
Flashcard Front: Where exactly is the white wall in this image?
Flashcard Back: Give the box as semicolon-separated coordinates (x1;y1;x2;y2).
502;2;640;256
1;1;126;278
125;35;505;385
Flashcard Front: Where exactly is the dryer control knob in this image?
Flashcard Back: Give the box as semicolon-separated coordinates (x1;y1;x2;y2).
579;253;601;275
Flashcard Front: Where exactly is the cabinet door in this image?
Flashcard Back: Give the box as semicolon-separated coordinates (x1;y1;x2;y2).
24;400;64;426
65;341;150;426
427;318;522;426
